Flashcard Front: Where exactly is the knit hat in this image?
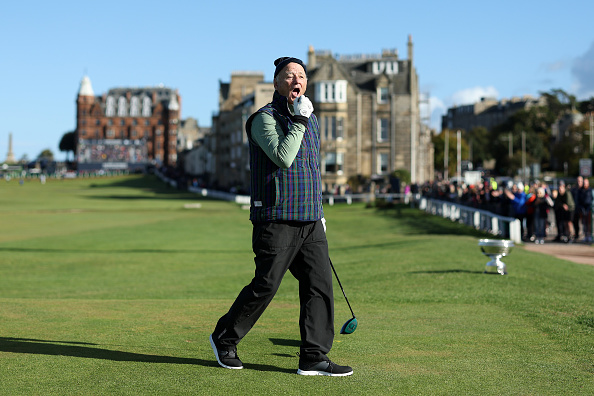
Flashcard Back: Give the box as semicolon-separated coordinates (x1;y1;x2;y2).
273;57;307;78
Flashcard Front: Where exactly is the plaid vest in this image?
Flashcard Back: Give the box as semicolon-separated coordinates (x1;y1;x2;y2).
246;92;323;222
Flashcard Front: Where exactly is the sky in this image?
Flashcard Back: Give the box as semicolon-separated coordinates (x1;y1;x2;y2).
1;0;594;162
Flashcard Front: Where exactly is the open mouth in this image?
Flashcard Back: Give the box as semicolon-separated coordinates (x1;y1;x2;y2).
291;87;301;97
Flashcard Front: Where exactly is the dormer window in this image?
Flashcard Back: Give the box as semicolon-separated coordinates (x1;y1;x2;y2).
117;97;127;117
315;80;347;103
130;96;140;116
106;96;116;117
371;61;399;75
142;96;152;117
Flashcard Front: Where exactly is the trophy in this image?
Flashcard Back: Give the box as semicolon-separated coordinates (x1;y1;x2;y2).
478;239;514;275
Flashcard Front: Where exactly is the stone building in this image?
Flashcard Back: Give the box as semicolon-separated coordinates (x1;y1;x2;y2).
441;95;546;133
211;36;432;192
306;36;432;188
75;76;181;171
212;72;274;191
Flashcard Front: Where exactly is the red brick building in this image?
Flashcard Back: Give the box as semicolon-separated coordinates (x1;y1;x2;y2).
75;76;181;171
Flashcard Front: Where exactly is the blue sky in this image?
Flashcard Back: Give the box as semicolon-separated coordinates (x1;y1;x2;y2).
1;0;593;161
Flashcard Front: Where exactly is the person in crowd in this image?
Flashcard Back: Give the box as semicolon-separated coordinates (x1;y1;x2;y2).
533;186;554;244
553;182;575;243
504;183;528;240
570;176;583;241
525;182;538;242
577;178;593;244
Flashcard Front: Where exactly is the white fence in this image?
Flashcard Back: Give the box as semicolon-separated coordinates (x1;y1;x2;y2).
156;170;520;242
418;198;522;243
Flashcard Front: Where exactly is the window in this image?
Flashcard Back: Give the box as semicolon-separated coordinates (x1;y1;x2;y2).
142;96;152;117
336;117;344;139
371;61;399;75
117;96;127;117
323;116;344;140
378;153;389;174
378;118;389;142
106;96;116;117
130;96;140;116
325;152;344;174
106;129;115;138
315;80;347;103
378;87;389;104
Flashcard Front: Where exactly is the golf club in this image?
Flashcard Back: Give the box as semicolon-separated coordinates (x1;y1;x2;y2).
329;258;358;334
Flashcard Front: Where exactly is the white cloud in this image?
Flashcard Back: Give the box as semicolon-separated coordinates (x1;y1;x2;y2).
450;86;499;106
425;87;499;132
571;41;594;99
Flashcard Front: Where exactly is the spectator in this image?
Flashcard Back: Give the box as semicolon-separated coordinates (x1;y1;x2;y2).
533;187;554;244
504;183;528;241
570;176;583;241
577;178;593;244
525;182;538;242
553;182;575;243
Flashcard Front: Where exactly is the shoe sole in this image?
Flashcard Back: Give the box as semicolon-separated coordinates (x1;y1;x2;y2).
296;369;353;376
209;334;243;369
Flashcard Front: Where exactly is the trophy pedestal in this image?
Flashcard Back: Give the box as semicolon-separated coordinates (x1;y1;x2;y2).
479;239;514;275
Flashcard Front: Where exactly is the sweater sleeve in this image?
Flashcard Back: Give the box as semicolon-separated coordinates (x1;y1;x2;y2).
250;112;305;168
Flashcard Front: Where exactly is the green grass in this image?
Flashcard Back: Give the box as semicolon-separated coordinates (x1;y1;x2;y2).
0;175;593;395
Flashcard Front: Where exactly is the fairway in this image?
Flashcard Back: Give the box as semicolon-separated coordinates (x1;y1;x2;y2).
1;175;593;395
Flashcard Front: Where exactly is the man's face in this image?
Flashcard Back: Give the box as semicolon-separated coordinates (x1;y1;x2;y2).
274;62;307;104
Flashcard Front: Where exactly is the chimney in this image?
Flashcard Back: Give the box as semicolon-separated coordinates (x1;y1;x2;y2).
308;45;316;70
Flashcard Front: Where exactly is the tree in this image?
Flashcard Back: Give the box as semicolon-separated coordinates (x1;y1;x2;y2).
59;131;76;161
38;149;54;161
432;129;470;178
467;126;491;166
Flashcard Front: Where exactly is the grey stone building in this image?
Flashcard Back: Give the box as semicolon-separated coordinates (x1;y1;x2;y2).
212;72;274;191
211;36;432;192
441;95;546;133
306;36;432;189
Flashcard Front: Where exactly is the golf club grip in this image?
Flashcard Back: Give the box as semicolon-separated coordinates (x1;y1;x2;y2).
329;258;356;318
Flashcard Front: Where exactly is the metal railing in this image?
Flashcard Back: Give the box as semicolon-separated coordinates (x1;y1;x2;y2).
418;197;522;243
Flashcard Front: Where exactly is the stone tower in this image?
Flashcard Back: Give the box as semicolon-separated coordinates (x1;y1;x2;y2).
5;132;16;163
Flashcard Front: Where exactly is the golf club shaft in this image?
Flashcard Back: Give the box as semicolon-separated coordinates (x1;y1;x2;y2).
329;258;356;318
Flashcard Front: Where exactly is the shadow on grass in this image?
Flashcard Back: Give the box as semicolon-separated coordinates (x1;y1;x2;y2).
269;338;300;348
409;269;487;274
0;337;294;373
86;175;221;202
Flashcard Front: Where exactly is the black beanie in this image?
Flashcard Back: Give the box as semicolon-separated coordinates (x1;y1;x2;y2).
273;57;307;78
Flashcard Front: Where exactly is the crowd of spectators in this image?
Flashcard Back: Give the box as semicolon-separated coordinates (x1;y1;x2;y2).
419;176;593;244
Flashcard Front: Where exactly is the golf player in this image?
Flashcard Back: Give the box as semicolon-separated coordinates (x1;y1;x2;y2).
209;57;353;376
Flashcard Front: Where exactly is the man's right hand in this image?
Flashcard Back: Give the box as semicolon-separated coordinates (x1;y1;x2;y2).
293;95;314;118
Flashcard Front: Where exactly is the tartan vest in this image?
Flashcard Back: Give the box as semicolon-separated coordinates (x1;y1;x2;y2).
245;92;323;222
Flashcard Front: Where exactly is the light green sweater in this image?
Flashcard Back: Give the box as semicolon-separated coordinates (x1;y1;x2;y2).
250;107;306;169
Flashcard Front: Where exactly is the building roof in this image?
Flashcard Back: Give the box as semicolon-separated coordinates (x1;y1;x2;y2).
79;76;94;96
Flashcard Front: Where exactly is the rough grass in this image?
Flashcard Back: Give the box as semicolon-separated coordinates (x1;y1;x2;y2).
0;175;593;395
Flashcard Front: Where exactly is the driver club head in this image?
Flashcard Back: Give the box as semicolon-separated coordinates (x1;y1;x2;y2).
340;316;358;334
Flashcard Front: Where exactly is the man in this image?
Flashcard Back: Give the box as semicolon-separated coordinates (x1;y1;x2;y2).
503;183;527;240
570;176;583;241
209;57;353;377
553;182;575;243
577;178;593;243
